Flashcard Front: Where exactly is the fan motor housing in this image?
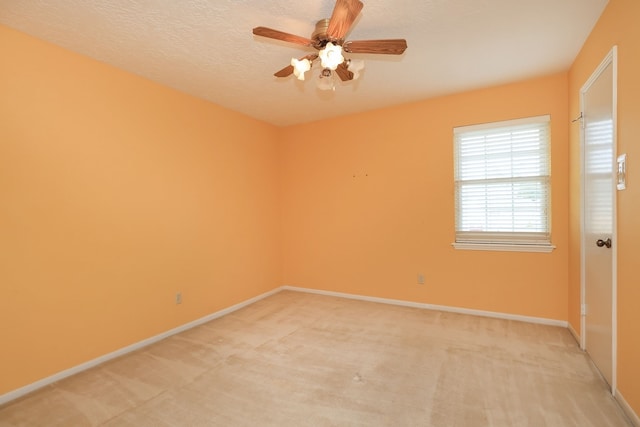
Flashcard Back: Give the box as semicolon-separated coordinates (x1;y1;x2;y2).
311;19;342;49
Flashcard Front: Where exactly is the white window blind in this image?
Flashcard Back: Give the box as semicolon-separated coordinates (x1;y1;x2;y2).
453;115;551;247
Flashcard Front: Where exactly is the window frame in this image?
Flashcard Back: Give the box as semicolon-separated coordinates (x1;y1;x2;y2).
452;115;555;253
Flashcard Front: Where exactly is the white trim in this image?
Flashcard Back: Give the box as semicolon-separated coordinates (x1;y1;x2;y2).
0;287;282;406
0;285;582;408
568;322;581;346
453;116;552;248
579;254;586;350
579;66;587;351
453;114;551;133
612;44;619;399
580;47;617;92
579;45;618;391
282;286;568;328
611;46;618;397
452;242;555;253
615;390;640;427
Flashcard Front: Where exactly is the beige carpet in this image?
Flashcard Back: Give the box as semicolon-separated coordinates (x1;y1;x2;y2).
0;290;631;426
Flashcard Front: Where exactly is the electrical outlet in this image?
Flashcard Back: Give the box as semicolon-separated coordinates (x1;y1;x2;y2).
176;292;182;304
417;274;425;285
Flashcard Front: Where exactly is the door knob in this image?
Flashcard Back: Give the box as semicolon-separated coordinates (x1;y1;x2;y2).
596;238;612;248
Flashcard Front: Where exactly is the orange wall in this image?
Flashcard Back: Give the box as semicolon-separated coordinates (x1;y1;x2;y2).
280;73;569;321
0;25;282;394
568;0;640;414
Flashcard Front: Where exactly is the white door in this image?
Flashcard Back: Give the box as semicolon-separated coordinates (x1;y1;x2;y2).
581;47;617;389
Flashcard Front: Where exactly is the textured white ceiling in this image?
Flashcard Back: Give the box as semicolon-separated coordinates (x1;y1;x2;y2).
0;0;608;126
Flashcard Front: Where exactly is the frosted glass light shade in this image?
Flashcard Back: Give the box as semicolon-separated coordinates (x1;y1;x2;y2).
319;43;344;71
291;58;311;80
316;69;335;91
347;59;365;79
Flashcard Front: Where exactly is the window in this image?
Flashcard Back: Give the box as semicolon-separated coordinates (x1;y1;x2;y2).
453;115;554;252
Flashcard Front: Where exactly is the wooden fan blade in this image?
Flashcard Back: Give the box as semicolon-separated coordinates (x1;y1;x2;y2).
327;0;364;41
274;54;319;78
253;27;313;47
274;65;294;77
334;62;354;81
343;39;408;55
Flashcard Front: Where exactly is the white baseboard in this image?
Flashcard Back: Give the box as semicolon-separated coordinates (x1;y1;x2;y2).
281;286;568;328
615;390;640;427
8;284;636;421
0;285;577;407
568;322;581;346
0;287;281;406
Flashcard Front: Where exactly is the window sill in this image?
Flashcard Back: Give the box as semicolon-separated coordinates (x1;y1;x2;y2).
452;242;556;253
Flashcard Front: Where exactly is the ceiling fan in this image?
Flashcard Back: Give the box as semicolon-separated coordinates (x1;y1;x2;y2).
252;0;407;90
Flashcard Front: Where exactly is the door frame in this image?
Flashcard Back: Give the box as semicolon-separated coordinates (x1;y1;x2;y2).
579;45;618;393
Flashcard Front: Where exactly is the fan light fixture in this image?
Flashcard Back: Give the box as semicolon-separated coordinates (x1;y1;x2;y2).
319;42;344;70
252;0;407;92
291;58;311;80
292;44;364;91
347;58;364;79
291;39;367;91
317;68;335;91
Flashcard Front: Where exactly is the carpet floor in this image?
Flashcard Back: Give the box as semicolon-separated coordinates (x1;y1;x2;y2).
0;290;632;426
